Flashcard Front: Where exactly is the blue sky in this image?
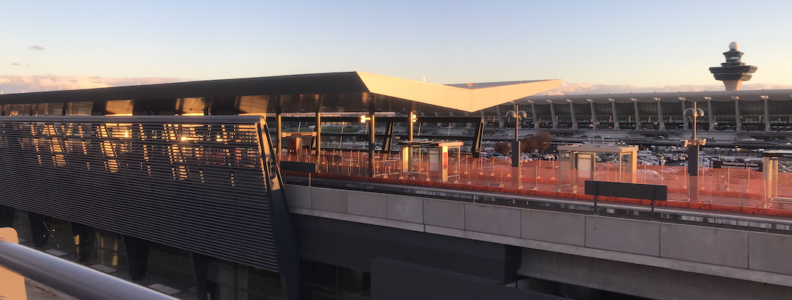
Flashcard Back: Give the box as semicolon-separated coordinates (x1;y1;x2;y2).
1;0;791;90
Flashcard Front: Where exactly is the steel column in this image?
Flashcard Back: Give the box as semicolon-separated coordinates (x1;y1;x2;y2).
313;97;322;156
708;100;715;131
123;235;151;280
611;102;619;129
735;99;742;131
0;204;15;228
255;122;301;300
472;118;484;158
28;211;51;248
681;101;688;130
383;122;394;153
530;102;539;129
765;98;771;131
495;106;504;129
276;96;283;159
569;102;577;129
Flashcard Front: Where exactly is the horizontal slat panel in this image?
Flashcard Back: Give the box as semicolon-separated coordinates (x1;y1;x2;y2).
0;118;279;271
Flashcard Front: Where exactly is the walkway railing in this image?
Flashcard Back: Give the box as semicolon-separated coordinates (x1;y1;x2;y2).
281;149;792;218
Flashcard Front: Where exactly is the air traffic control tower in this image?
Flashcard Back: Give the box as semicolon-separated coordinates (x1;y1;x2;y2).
709;42;758;91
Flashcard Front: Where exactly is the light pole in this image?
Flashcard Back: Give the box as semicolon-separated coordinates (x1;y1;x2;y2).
506;103;528;168
684;103;706;201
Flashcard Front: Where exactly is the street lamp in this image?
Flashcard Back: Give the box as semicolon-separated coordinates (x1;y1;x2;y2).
684;103;706;201
506;103;528;168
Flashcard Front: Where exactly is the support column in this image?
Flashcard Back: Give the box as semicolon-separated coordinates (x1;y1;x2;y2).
708;99;715;131
369;102;376;177
549;102;557;129
495;106;504;129
589;101;597;129
191;252;216;300
0;204;15;228
408;112;415;142
472;118;484;158
764;98;771;131
70;222;95;262
569;102;577;129
28;211;51;248
313;96;323;156
681;101;688;130
735;99;742;131
530;102;539;129
276;96;283;160
383;122;394;153
657;101;665;130
633;101;641;130
123;235;151;280
611;101;619;129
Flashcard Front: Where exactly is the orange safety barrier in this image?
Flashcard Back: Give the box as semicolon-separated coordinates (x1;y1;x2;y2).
710;204;743;213
766;209;792;217
741;207;766;215
438;182;455;189
688;203;710;210
520;189;536;195
501;187;521;194
535;191;557;198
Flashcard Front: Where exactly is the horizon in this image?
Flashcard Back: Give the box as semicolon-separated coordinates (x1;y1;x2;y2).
2;0;791;95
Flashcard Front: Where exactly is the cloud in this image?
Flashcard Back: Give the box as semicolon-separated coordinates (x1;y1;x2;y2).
29;45;44;50
0;75;184;93
11;63;20;66
540;82;792;96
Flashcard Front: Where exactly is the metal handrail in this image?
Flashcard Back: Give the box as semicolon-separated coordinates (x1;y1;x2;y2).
0;240;176;300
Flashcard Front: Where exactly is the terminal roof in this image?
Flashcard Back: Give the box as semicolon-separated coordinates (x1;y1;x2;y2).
0;71;561;113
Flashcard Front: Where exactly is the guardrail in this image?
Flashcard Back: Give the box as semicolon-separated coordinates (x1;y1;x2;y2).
0;238;176;300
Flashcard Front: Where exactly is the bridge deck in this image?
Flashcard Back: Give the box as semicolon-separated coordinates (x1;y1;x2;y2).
281;150;792;218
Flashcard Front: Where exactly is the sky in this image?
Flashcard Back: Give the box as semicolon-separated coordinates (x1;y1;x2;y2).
2;0;791;94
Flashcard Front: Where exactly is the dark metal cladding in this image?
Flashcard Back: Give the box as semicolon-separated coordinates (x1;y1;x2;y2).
0;116;280;272
0;72;369;105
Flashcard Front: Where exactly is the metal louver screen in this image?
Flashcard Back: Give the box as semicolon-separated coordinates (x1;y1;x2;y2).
0;116;279;272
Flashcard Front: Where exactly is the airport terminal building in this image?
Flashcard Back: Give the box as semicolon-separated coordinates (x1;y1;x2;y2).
2;68;792;300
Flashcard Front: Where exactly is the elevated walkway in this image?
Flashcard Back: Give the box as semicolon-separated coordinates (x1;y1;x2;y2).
283;177;792;299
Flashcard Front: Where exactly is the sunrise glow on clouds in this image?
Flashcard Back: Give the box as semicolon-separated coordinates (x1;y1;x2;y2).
2;75;789;96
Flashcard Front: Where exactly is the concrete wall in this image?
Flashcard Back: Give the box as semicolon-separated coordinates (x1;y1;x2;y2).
284;184;792;292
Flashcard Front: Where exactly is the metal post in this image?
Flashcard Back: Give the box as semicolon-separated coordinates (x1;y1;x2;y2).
708;99;715;131
764;98;771;131
611;101;619;129
369;104;376;177
512;103;521;168
530;101;539;129
690;102;700;201
276;96;283;160
569;102;577;129
408;110;415;142
314;96;322;156
495;105;504;129
681;101;688;130
735;98;741;131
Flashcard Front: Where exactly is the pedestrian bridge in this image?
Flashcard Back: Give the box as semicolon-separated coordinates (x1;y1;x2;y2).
284;174;792;300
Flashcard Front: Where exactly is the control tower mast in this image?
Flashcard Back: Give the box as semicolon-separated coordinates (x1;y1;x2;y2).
709;42;758;91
